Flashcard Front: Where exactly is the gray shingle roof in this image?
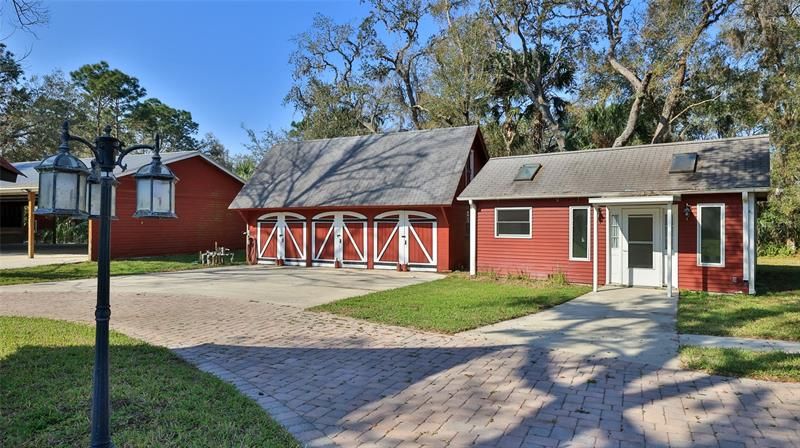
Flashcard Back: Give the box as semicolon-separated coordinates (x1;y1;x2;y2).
458;135;771;201
229;126;479;209
0;151;242;195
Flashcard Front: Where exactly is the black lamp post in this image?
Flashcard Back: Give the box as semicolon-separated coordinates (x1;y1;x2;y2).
34;121;178;448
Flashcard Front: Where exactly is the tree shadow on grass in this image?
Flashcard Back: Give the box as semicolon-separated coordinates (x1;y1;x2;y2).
757;264;800;295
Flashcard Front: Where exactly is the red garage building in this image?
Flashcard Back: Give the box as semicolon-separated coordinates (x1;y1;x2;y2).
229;126;488;271
458;135;771;295
0;151;245;260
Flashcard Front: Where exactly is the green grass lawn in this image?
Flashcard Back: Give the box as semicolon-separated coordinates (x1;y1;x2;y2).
678;255;800;382
679;346;800;382
311;274;591;333
677;256;800;341
0;250;245;286
0;316;299;447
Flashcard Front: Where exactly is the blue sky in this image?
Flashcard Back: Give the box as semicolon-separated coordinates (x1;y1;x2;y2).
4;0;378;155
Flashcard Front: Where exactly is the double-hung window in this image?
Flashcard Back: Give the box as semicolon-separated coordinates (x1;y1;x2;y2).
569;206;590;261
697;204;725;266
495;207;531;238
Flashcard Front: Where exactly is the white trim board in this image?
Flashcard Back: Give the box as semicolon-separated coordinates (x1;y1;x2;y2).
569;206;591;261
696;203;726;267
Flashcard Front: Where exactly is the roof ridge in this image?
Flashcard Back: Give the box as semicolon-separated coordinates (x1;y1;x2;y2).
490;134;771;160
11;149;201;166
274;125;479;146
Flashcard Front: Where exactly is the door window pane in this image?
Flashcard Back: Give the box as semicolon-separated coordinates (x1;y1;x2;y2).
610;214;619;249
571;208;588;259
628;215;653;269
629;243;653;268
628;216;653;242
700;205;723;265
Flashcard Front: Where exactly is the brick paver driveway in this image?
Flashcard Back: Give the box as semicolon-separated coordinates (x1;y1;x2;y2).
2;270;799;448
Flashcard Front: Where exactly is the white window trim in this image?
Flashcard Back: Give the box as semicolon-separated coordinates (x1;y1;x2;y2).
494;207;532;238
696;203;725;267
569;206;591;261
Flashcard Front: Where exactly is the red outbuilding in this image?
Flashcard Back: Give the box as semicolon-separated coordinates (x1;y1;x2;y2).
0;151;245;260
458;135;771;295
229;126;488;271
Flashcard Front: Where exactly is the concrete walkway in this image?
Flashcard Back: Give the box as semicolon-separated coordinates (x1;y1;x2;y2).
0;248;89;269
680;334;800;353
464;287;680;367
3;276;799;447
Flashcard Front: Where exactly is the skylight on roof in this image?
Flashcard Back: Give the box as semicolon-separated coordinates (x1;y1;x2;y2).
514;163;541;181
669;153;697;173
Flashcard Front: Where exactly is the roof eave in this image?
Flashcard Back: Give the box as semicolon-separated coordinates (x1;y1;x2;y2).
458;187;772;202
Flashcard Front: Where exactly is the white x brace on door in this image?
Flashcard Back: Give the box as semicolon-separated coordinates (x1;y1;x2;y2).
373;210;437;271
312;212;368;267
256;212;306;265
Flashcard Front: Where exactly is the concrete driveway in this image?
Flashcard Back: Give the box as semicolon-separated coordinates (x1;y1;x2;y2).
0;245;89;269
0;265;443;308
465;287;679;367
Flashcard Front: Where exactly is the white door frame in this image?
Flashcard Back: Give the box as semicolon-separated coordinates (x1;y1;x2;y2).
373;210;437;271
621;207;663;287
311;212;368;268
256;212;306;266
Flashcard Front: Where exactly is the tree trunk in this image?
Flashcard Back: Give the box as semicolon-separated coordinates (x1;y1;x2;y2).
613;72;652;147
652;60;688;143
536;98;566;151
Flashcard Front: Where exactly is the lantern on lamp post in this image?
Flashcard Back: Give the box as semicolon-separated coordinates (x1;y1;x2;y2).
133;139;178;219
34;126;90;217
86;162;118;218
33;121;177;448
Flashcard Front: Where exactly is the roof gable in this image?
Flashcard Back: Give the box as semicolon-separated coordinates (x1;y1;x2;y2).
459;135;771;200
230;125;480;209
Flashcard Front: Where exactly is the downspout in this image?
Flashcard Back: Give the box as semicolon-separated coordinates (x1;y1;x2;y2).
667;204;673;298
592;206;598;293
469;200;477;277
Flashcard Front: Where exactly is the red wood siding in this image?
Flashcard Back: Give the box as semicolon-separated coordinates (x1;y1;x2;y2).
90;156;245;260
475;199;607;285
241;205;463;272
677;193;745;293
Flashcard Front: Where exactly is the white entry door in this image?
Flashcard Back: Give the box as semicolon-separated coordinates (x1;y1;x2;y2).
622;209;662;287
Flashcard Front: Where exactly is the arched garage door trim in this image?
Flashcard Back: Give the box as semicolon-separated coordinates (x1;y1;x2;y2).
311;211;368;268
373;210;437;271
256;212;306;265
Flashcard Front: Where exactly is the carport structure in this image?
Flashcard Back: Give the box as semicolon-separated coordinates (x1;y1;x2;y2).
230;126;489;272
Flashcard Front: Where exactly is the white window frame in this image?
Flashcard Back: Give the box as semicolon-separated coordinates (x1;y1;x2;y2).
494;207;532;238
696;203;725;267
569;206;591;261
